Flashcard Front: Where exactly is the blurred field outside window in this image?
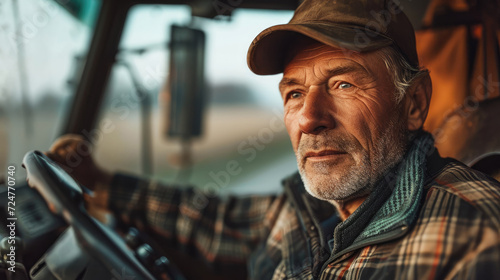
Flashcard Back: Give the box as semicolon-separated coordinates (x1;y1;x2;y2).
95;5;297;195
0;0;100;181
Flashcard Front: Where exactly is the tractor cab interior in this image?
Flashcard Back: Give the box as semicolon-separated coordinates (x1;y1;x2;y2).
0;0;498;279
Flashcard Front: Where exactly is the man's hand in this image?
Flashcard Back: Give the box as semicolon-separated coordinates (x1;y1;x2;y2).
46;134;112;211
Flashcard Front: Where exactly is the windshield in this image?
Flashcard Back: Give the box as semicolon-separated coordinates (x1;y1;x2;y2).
1;1;297;195
94;5;296;195
0;0;101;181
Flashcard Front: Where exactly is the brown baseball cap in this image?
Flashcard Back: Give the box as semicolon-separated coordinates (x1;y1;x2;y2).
247;0;418;75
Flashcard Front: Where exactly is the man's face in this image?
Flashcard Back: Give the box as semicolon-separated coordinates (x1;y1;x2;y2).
280;43;409;202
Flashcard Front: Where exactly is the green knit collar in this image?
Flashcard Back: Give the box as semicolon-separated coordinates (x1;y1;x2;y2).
355;132;435;241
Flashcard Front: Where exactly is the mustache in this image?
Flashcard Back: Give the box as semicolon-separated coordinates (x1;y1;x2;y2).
297;133;357;159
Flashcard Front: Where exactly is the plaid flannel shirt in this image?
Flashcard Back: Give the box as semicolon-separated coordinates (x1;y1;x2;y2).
109;151;500;279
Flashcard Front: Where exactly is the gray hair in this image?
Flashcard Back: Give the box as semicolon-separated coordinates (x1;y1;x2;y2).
379;46;429;103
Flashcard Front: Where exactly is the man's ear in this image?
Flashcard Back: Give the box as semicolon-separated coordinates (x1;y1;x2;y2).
405;72;432;131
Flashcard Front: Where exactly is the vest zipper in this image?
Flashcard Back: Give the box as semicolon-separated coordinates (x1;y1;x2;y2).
319;224;409;275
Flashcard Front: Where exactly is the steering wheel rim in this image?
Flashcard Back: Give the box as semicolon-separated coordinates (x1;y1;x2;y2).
22;150;156;280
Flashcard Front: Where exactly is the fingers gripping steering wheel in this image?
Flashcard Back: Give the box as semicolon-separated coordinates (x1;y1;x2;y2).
22;151;156;279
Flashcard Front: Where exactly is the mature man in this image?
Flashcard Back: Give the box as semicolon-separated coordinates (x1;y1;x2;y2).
49;0;500;279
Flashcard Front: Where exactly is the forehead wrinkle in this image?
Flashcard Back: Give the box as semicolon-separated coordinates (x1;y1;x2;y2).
281;64;370;92
281;52;383;93
326;58;370;77
279;67;307;92
279;77;299;92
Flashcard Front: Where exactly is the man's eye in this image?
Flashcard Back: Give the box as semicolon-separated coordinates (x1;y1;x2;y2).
290;92;302;99
339;82;353;89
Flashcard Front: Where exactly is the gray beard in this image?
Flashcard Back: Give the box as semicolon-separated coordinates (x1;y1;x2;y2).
297;117;408;202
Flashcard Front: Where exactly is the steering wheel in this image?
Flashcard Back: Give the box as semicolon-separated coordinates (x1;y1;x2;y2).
22;150;156;279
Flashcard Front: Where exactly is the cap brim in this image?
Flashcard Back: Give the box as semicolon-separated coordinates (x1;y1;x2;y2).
247;23;393;75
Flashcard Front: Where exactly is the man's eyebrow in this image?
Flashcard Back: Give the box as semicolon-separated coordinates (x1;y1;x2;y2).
325;64;368;78
279;78;301;91
279;64;369;91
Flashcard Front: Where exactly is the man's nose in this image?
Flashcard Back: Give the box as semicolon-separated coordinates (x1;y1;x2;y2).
298;86;335;134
